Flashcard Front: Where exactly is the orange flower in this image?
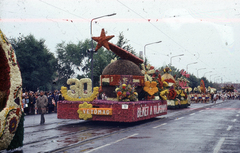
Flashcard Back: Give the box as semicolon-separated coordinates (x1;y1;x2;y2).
143;81;158;96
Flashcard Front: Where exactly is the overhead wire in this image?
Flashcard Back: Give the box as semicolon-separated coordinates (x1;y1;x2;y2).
12;0;236;82
116;0;235;82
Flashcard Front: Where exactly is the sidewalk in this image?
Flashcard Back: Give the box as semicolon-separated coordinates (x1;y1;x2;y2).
24;113;79;127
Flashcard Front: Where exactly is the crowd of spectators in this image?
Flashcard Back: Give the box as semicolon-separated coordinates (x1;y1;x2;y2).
22;90;64;115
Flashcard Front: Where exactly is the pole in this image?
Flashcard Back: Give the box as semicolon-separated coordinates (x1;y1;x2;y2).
186;62;198;73
90;13;116;90
204;71;212;77
144;41;162;64
170;54;184;66
197;68;206;78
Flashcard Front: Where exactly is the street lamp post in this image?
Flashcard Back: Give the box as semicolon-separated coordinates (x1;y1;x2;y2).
170;54;184;66
203;71;212;77
214;76;221;83
90;13;116;90
186;62;198;73
197;68;206;78
210;74;217;82
144;41;162;64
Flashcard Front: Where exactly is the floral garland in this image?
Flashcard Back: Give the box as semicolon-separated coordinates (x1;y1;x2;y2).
0;29;23;150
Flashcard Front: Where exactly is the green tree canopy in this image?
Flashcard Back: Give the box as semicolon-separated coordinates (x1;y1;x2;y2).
56;39;91;85
11;34;57;91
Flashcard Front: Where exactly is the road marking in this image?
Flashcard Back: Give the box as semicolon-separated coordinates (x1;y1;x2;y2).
190;113;195;116
153;123;167;129
85;133;139;153
233;119;237;122
227;126;232;131
199;110;204;112
213;137;225;153
175;117;184;120
156;116;165;119
236;114;239;117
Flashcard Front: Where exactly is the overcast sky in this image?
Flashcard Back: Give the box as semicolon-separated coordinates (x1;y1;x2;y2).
1;0;240;83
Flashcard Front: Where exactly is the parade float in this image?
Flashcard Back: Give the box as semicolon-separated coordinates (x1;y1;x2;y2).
162;68;191;109
0;30;24;150
57;29;167;122
190;80;215;103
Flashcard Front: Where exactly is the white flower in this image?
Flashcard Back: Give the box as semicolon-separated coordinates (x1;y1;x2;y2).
141;64;155;82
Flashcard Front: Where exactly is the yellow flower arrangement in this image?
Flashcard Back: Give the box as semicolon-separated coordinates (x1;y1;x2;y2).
77;102;93;120
143;81;158;96
61;86;99;102
160;89;169;100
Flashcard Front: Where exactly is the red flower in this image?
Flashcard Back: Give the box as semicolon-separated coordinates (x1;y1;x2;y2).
117;91;122;96
122;86;126;89
168;89;177;100
183;91;188;99
157;74;163;89
16;108;20;116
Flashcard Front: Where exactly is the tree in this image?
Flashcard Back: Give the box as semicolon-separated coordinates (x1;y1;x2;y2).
56;39;91;85
11;35;57;91
116;32;137;55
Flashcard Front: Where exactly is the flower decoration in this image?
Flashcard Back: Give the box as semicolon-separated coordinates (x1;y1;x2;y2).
180;69;190;78
141;64;155;82
111;57;118;63
62;78;99;102
0;29;23;150
115;82;138;102
160;90;169;100
9;117;17;134
61;86;99;102
167;88;177;100
143;81;158;96
163;67;172;73
77;102;93;120
92;28;114;51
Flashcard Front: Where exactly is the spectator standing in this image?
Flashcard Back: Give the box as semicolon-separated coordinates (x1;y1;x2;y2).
24;92;29;115
54;91;59;113
28;91;35;115
59;91;63;101
34;92;39;114
48;93;54;113
36;91;48;125
22;96;26;113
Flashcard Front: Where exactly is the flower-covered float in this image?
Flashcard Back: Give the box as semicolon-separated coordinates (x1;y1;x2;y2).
161;68;191;109
0;30;24;151
57;29;167;122
190;80;214;103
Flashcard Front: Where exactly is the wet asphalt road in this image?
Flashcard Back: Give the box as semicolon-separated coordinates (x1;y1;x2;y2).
2;99;240;153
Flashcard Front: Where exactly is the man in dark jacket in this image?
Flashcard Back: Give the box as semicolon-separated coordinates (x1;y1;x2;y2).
28;91;35;115
36;91;48;124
